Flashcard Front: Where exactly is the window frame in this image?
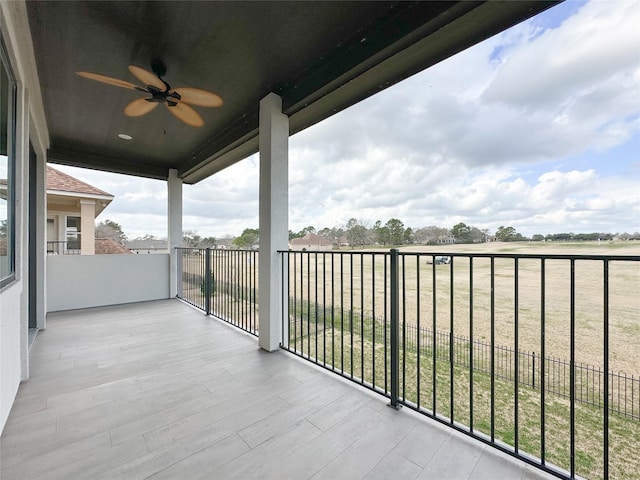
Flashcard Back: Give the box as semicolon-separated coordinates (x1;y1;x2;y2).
0;35;17;289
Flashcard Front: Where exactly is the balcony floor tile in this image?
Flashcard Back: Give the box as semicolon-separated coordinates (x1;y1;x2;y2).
1;299;559;480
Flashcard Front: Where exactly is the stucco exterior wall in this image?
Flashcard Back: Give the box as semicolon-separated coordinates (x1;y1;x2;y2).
0;283;22;432
46;254;170;312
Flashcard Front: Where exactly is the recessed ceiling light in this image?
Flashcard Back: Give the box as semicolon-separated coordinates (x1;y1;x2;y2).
118;133;132;140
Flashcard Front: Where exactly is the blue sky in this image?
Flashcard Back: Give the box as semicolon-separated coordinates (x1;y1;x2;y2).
55;0;640;240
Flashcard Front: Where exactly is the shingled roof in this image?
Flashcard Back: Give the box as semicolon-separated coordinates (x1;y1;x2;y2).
46;166;113;198
289;233;333;251
95;238;132;255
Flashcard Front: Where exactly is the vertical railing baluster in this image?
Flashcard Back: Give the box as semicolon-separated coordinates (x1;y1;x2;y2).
229;252;232;323
253;250;258;333
236;250;241;327
402;254;406;402
514;257;519;453
281;251;287;348
241;250;245;330
469;256;474;432
213;249;217;317
223;248;227;320
389;248;401;410
231;250;236;323
340;254;344;373
372;254;376;389
322;252;327;365
241;249;245;328
432;255;437;416
416;255;421;409
238;250;243;329
228;249;232;321
360;254;365;383
307;252;311;358
350;253;354;378
449;256;454;423
243;249;248;331
603;259;609;480
177;248;181;298
315;252;319;363
384;254;388;393
490;256;495;442
331;253;335;371
570;258;576;478
205;247;211;316
293;252;297;352
201;249;206;311
176;248;182;298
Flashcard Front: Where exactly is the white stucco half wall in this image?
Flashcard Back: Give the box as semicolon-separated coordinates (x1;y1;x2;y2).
46;254;170;312
0;283;23;433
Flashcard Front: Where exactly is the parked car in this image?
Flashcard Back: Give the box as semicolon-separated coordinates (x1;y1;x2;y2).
427;255;451;265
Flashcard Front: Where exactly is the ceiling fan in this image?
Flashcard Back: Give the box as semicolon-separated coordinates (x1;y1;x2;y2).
76;59;223;127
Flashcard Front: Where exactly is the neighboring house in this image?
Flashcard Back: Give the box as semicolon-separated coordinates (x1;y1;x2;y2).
46;165;114;255
336;236;349;248
126;237;169;254
95;238;132;255
289;233;333;251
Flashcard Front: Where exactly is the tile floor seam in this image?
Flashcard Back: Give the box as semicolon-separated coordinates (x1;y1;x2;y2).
235;431;253;451
464;441;487;480
277;393;295;407
139;432;238;480
421;429;453;469
360;418;423;480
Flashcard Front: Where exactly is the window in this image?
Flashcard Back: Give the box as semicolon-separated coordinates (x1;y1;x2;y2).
0;37;16;288
66;216;81;252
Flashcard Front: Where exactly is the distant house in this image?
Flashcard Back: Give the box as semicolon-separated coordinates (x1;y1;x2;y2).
289;233;333;251
46;166;114;255
336;236;349;247
126;237;169;254
95;238;132;255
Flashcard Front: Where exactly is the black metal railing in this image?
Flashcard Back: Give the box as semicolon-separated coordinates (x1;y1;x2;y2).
176;247;259;335
279;249;640;480
280;301;639;420
46;240;80;255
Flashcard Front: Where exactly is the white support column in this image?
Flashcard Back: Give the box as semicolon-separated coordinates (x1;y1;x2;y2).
35;149;47;330
258;93;289;352
168;168;183;298
80;200;96;255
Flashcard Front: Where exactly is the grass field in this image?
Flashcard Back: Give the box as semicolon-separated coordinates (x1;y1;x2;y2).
284;242;640;375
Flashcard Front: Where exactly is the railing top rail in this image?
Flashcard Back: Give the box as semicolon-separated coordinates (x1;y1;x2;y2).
279;250;389;256
278;249;640;261
176;247;257;254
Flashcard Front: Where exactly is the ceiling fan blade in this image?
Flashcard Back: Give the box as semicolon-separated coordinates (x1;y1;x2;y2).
76;71;137;90
171;87;223;107
167;102;204;127
124;98;158;117
128;65;166;90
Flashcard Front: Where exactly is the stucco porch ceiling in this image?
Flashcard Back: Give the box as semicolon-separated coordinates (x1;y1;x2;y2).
27;1;558;184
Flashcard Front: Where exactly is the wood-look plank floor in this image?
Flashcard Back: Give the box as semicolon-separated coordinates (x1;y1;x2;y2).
1;300;557;479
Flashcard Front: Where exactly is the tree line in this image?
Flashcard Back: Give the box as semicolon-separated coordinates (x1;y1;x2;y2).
95;219;639;249
286;218;638;248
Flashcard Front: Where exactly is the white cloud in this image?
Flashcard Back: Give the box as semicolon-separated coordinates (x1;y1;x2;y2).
483;0;640;109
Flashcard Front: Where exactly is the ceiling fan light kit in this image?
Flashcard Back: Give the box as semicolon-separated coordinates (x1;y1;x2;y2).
76;60;222;128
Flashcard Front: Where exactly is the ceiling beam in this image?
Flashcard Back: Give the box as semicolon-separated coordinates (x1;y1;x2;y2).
47;146;170;181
